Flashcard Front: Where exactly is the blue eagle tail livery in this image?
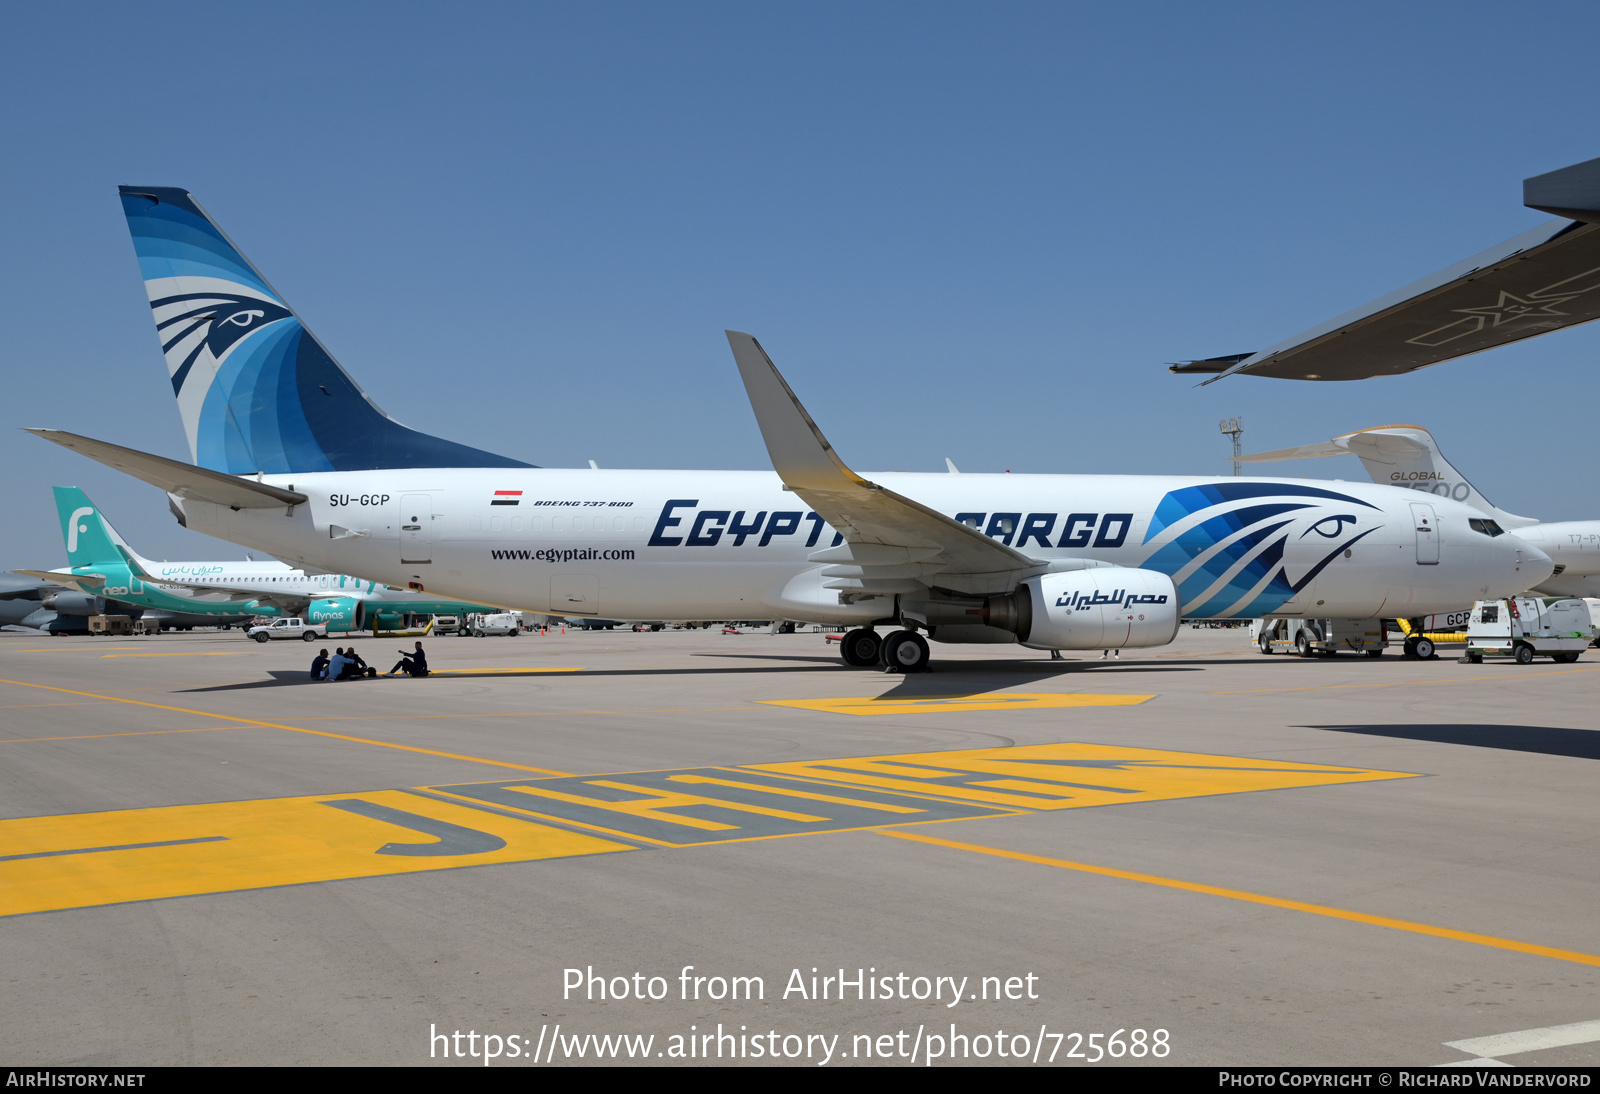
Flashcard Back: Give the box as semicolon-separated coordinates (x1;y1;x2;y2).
118;186;531;475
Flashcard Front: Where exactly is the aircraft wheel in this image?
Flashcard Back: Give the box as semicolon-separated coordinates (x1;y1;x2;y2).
1294;632;1313;658
879;630;930;673
253;633;270;644
1258;634;1272;655
838;628;881;667
1414;637;1435;660
1513;643;1534;665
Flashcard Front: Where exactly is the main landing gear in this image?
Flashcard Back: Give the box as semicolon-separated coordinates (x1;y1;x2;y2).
837;628;931;673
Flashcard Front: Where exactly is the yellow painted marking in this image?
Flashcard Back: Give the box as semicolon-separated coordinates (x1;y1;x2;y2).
761;692;1153;716
1216;665;1600;695
882;830;1600;970
666;774;925;814
100;652;248;659
18;647;145;654
0;790;628;917
305;706;749;722
503;780;828;830
0;679;573;776
1;727;241;744
752;742;1414;811
429;667;584;675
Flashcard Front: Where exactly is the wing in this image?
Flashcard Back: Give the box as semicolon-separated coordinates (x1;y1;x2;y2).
727;331;1037;598
1179;155;1600;383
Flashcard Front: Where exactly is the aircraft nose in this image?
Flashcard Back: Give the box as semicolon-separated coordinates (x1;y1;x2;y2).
1503;533;1554;586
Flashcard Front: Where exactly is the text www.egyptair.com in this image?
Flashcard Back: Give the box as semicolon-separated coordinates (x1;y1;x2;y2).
430;1023;1158;1065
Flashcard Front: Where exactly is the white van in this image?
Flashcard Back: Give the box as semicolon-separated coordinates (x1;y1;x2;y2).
466;612;522;637
1464;598;1591;664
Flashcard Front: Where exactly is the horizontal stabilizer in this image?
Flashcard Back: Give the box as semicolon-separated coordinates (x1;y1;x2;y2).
27;429;308;509
1193;155;1600;382
12;569;103;591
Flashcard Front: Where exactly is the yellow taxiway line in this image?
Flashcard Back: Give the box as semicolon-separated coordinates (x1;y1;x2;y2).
882;830;1600;969
0;678;573;776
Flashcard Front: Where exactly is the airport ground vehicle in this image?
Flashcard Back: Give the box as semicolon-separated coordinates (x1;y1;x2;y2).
30;185;1557;673
1252;617;1388;658
247;617;325;642
466;612;521;637
1463;598;1591;664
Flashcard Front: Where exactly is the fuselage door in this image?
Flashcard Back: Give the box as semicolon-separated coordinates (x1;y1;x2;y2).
400;494;433;564
1411;502;1439;565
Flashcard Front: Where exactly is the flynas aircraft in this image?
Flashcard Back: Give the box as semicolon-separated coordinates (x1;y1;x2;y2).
28;187;1552;672
1240;426;1600;599
17;486;501;632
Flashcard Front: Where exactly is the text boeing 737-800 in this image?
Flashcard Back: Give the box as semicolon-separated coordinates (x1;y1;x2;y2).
29;187;1551;671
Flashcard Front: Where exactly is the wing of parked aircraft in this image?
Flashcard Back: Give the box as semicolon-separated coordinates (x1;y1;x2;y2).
727;331;1043;598
1173;155;1600;382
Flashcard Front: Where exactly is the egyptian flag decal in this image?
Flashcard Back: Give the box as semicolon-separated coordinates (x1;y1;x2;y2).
491;490;523;506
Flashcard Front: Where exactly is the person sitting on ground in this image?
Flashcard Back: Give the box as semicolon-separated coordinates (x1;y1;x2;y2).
327;647;351;682
345;647;370;678
388;641;429;677
310;648;330;681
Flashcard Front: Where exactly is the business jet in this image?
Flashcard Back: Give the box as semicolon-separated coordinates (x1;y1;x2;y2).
27;187;1551;671
17;486;502;631
1240;426;1599;599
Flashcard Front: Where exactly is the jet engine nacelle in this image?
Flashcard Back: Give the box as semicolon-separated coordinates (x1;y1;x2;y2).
307;597;366;632
1018;568;1180;650
41;592;103;616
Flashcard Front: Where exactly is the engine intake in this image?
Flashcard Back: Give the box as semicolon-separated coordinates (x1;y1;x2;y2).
306;597;366;633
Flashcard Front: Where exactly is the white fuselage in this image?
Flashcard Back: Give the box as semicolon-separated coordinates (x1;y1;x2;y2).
1499;521;1600;598
167;469;1551;626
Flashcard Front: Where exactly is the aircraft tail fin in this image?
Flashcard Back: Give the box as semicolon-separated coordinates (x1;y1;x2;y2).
52;487;153;572
1242;426;1536;528
118;187;533;474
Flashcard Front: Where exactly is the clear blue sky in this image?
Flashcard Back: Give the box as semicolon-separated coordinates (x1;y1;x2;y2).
3;1;1596;566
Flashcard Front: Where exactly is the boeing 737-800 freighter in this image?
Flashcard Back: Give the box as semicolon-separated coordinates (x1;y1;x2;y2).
17;486;501;631
29;187;1552;671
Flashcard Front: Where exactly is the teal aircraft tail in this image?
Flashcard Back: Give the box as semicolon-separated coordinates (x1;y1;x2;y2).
53;487;150;572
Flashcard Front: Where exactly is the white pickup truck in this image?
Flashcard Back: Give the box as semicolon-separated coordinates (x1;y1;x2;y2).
246;617;326;643
1464;598;1591;664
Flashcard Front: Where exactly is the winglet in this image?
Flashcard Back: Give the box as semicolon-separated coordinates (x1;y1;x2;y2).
725;331;870;493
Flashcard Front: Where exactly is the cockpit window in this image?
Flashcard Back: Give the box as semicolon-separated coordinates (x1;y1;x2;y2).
1469;518;1505;537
